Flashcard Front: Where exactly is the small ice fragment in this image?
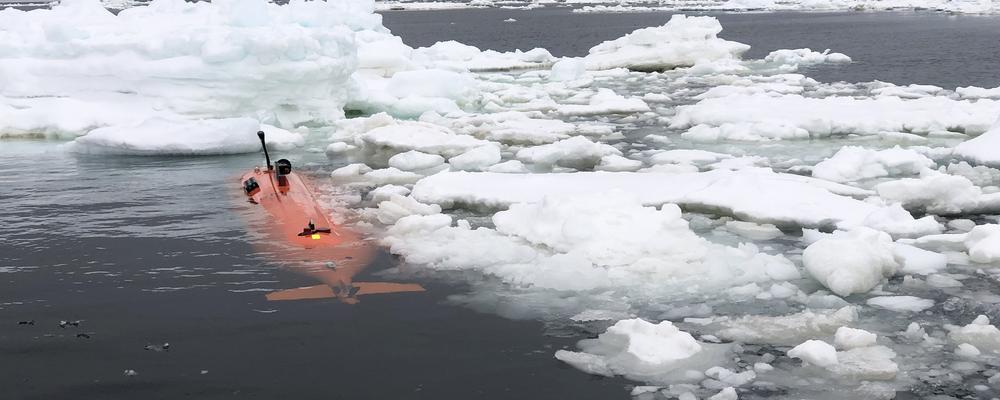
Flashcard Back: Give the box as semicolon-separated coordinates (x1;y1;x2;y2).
753;362;773;373
903;322;926;341
949;315;1000;353
926;274;963;288
707;387;738;400
724;221;783;241
787;340;838;367
866;296;934;312
123;369;138;377
802;228;897;297
956;343;981;358
834;327;877;350
630;386;661;396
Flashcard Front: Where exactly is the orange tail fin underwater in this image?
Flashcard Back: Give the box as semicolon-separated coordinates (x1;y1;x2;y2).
265;283;426;302
242;130;424;304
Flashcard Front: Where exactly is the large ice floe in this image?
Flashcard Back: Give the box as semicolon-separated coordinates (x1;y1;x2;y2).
0;0;375;135
8;1;1000;399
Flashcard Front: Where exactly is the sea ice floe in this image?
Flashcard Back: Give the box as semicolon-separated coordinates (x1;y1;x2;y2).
555;318;731;384
892;243;948;275
671;94;1000;139
713;306;858;346
384;192;801;294
549;58;588;82
357;121;493;159
876;170;1000;215
723;221;784;241
411;169;887;229
958;86;1000;99
596;155;644;172
421;111;577;145
387;150;446;172
67;118;303;155
788;339;839;367
811;146;934;183
582;14;750;71
763;48;851;66
948;315;1000;354
827;345;899;381
375;194;443;224
410;40;555;72
865;295;935;312
861;204;943;239
0;95;171;139
515;136;622;169
834;326;878;350
554;88;651;116
965;224;1000;263
0;0;371;130
449;145;503;171
955;117;1000;167
802;228;898;297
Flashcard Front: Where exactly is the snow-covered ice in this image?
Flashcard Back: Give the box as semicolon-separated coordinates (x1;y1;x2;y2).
67;118;303;155
802;228;898;297
582;15;750;71
556;318;731;384
834;327;877;350
788;340;839;367
955;117;1000;167
411;169;884;229
811;146;934;183
866;296;935;312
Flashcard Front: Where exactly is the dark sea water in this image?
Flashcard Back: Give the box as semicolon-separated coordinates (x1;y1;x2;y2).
2;7;999;400
0;143;630;399
381;9;1000;89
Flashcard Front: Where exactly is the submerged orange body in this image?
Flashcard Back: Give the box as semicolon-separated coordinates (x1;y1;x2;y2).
239;166;423;304
241;167;342;251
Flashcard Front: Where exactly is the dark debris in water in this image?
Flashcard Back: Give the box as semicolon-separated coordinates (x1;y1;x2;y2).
59;320;82;328
144;342;170;352
17;320;35;325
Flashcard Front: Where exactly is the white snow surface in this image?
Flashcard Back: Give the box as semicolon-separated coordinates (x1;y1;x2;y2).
955;117;1000;167
410;168;896;229
384;192;801;294
67;118;302;155
0;0;375;132
811;146;935;183
672;94;1000;139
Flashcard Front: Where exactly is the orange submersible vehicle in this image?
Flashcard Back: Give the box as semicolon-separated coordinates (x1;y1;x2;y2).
240;131;423;304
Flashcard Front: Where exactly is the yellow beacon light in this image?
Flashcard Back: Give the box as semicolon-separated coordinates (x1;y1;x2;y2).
311;234;321;240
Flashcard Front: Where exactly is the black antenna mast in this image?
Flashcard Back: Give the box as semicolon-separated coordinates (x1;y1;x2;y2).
257;131;273;170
